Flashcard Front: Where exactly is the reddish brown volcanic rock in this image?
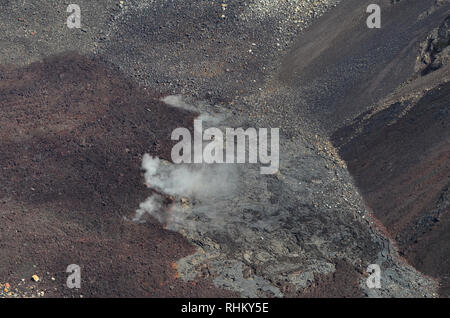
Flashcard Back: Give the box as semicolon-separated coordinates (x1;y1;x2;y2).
333;82;450;297
0;53;236;297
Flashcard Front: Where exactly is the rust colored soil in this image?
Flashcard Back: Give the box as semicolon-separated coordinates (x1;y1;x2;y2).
0;53;237;297
332;82;450;297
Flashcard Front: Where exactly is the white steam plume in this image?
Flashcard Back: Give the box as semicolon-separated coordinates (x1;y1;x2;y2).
133;95;238;229
133;195;162;223
141;154;236;200
133;155;237;229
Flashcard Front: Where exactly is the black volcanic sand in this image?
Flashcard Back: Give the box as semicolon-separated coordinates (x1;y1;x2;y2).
280;0;449;133
332;81;450;297
0;53;237;297
280;0;449;296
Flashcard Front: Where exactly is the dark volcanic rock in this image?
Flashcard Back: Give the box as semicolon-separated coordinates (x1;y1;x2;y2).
1;0;448;298
417;15;450;75
333;81;450;297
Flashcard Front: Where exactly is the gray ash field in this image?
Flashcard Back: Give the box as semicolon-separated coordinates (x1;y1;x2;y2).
0;0;449;297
